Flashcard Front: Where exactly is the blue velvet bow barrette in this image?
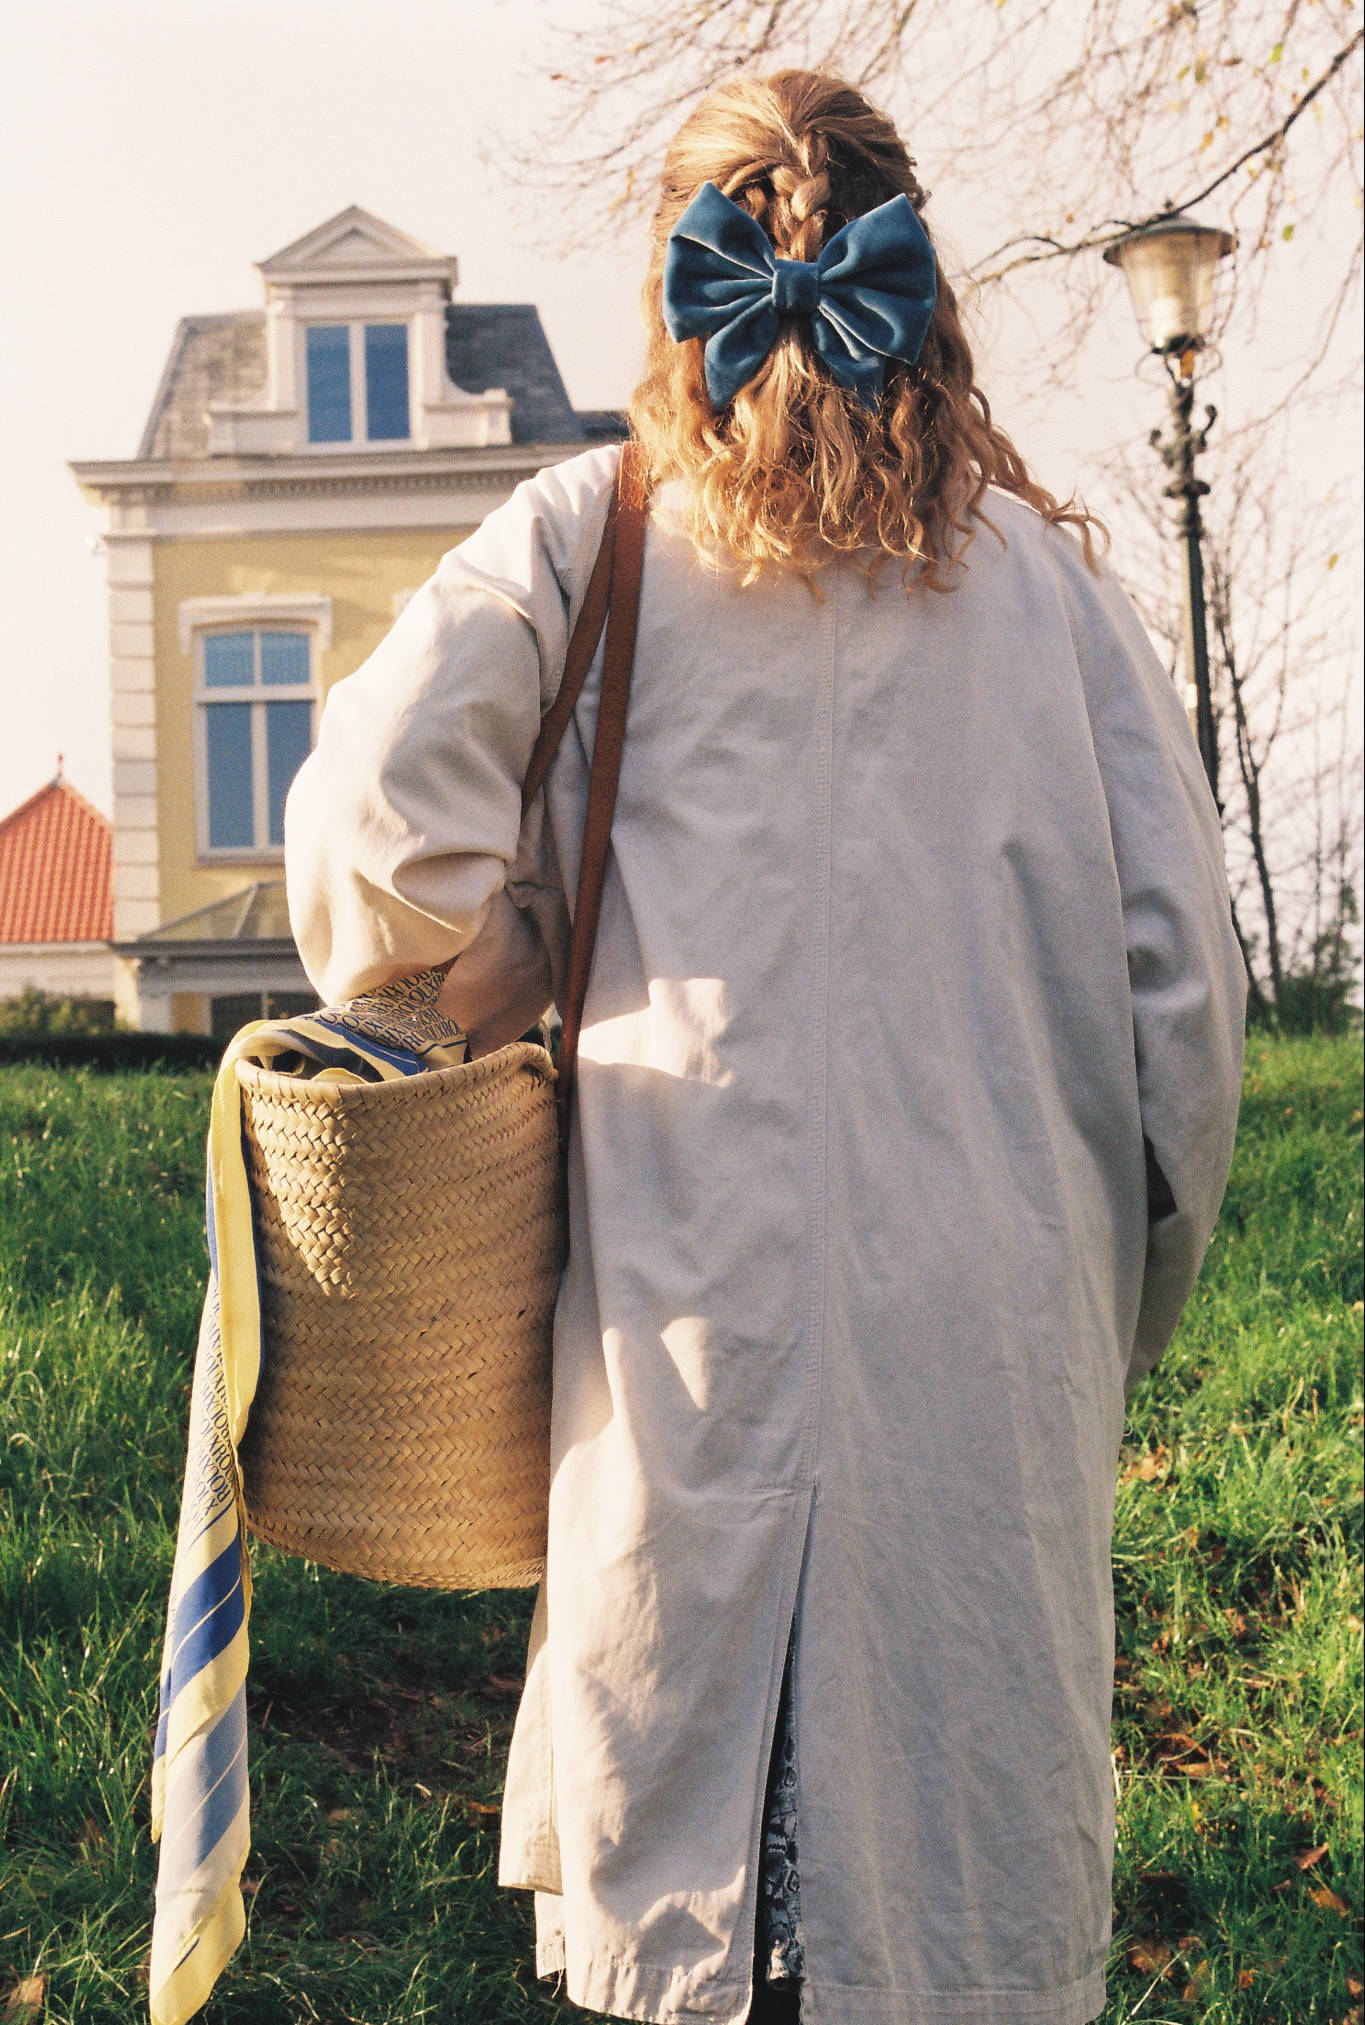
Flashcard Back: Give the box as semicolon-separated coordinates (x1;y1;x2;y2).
663;180;938;410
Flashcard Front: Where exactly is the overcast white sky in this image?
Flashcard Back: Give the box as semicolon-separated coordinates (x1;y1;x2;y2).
1;0;1357;826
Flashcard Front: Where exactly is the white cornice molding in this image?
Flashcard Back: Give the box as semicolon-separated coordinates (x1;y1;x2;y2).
70;442;593;539
177;593;334;652
71;442;571;497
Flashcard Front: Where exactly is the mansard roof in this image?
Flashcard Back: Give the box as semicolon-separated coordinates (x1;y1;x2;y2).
138;313;268;461
136;208;624;460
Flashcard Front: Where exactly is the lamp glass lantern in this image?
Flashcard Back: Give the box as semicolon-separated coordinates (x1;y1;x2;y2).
1103;216;1235;354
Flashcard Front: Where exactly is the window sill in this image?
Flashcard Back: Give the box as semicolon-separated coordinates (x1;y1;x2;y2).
196;849;286;867
300;435;412;452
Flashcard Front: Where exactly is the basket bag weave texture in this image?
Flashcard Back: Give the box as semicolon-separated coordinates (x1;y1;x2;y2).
237;442;650;1591
238;1043;561;1589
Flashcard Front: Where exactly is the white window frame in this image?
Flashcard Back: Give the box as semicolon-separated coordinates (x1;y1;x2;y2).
193;624;317;862
303;318;412;447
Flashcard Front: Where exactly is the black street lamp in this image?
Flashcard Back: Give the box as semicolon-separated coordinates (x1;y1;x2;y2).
1104;214;1236;802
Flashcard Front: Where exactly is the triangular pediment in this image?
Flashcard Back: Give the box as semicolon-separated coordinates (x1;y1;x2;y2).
258;206;455;285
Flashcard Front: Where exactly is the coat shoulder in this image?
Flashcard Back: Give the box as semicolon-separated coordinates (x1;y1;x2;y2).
502;443;623;589
979;485;1102;588
433;443;621;633
524;442;622;523
981;486;1150;655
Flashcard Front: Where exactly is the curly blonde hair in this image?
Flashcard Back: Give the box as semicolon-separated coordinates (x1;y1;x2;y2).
629;69;1105;587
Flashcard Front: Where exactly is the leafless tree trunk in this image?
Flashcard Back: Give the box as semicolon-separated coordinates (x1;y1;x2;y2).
1210;544;1284;1003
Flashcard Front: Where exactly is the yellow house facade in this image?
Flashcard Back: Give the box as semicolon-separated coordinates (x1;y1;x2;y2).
72;206;623;1033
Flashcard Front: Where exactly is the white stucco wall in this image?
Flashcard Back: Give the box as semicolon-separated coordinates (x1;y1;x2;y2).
0;943;116;999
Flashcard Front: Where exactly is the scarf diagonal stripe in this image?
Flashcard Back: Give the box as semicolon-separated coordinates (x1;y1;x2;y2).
149;972;467;2025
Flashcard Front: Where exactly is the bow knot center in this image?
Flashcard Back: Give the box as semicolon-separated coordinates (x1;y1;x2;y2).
771;259;821;318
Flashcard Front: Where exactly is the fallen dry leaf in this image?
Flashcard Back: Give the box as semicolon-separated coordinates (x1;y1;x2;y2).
1346;1970;1363;1997
1128;1940;1172;1976
1236;1968;1256;1989
462;1797;500;1817
3;1976;45;2023
1121;1446;1169;1485
1162;1731;1205;1754
1309;1884;1351;1916
1154;1728;1222;1775
1295;1842;1329;1871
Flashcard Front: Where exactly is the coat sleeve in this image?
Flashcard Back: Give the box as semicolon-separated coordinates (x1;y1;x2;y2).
284;447;619;1017
1054;540;1248;1393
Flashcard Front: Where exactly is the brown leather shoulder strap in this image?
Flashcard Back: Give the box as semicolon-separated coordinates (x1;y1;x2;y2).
556;441;650;1126
520;474;621;817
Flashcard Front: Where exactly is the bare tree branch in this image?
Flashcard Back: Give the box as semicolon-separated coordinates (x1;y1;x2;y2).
970;29;1363;282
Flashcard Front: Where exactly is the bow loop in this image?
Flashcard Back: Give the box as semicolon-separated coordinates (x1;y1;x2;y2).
663;180;937;410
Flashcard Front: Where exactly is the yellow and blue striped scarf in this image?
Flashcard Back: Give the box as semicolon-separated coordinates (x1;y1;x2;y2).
149;972;467;2025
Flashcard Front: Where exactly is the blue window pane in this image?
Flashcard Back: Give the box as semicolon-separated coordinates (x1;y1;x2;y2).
206;704;255;849
307;325;352;443
260;632;310;687
203;632;254;689
365;323;410;440
266;701;313;846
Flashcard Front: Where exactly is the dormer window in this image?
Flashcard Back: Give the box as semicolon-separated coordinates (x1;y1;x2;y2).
199;207;513;454
305;321;411;444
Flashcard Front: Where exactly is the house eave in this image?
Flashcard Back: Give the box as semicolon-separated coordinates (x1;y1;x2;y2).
0;939;113;956
70;440;588;505
112;937;300;962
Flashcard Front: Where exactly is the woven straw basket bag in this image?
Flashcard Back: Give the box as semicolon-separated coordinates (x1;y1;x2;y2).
236;446;650;1591
237;1043;562;1589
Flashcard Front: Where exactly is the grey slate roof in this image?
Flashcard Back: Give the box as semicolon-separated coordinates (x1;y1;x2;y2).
444;303;583;443
576;408;631;441
136;303;624;460
138;314;266;460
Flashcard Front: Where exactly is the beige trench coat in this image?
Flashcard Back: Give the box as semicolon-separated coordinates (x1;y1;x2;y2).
285;443;1246;2025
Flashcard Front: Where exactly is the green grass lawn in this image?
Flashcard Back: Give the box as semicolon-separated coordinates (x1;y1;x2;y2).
1;1036;1360;2025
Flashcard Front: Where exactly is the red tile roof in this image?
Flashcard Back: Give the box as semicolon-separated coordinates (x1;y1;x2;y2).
0;776;113;944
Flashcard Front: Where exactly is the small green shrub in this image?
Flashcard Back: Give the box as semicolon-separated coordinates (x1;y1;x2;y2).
0;987;117;1036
